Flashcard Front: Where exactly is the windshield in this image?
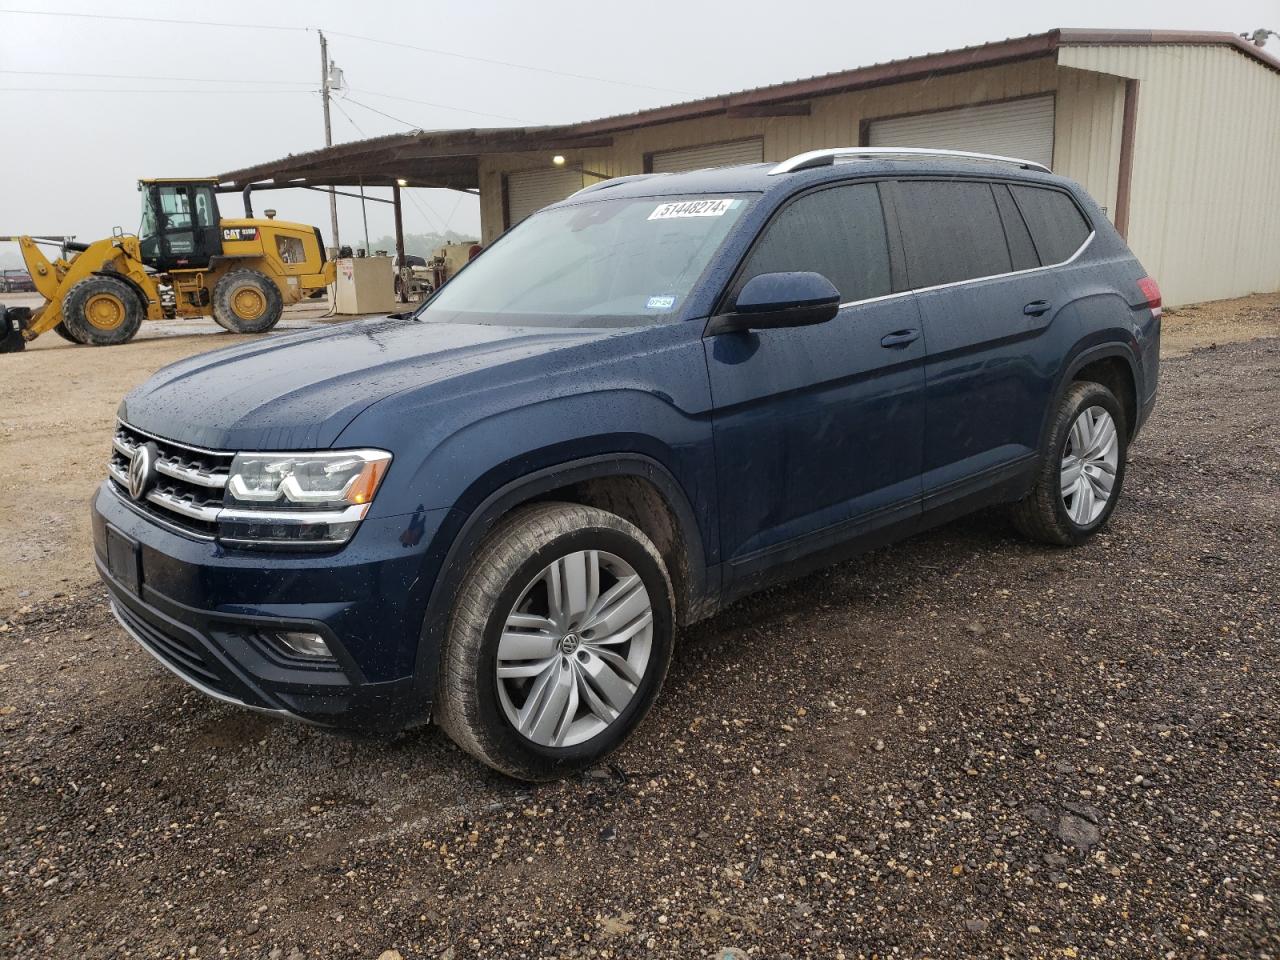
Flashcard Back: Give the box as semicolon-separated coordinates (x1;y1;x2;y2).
420;193;753;327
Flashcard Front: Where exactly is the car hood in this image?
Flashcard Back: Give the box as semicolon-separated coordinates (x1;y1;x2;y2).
118;317;617;451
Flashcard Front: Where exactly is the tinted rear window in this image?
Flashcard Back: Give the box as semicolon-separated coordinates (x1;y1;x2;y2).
1010;184;1091;265
895;181;1012;288
993;184;1040;271
736;182;892;303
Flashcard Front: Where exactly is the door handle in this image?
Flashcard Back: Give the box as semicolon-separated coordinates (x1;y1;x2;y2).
880;329;920;348
1023;299;1052;317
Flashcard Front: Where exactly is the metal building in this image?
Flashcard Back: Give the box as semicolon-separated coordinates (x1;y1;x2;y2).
220;28;1280;307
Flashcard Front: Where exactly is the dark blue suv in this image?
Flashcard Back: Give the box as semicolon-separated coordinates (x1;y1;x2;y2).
92;148;1161;779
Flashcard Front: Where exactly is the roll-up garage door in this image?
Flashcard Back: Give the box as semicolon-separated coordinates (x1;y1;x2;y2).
867;96;1055;170
507;167;585;225
649;138;764;173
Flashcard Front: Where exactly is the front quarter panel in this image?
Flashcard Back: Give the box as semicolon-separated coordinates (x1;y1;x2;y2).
334;320;719;566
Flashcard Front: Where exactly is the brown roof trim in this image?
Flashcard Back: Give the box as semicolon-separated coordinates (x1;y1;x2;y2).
219;27;1280;186
565;32;1062;137
1058;28;1280;75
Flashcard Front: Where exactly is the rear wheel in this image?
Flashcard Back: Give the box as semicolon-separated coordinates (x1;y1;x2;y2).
212;269;283;334
1009;381;1127;546
436;503;675;781
62;276;144;346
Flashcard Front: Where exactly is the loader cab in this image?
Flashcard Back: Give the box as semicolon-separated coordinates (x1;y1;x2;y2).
138;180;223;271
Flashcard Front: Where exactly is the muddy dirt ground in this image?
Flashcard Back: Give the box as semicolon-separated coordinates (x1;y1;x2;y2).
1;294;1278;958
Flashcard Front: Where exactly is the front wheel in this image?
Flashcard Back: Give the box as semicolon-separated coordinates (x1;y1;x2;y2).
212;269;283;334
1009;380;1128;546
61;276;144;346
436;503;674;781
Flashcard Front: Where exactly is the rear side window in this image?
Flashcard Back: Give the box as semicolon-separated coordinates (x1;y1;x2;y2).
736;183;892;304
993;184;1040;271
1010;185;1091;265
894;181;1012;288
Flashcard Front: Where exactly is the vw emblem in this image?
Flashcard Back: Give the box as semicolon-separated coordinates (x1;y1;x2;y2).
128;441;158;501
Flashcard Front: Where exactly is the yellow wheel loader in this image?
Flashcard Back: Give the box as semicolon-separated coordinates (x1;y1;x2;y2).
1;178;335;351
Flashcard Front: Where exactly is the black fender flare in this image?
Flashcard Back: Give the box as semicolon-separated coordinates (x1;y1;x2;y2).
409;452;712;708
1038;339;1142;457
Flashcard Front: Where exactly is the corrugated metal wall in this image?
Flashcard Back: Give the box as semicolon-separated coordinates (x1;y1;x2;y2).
479;58;1088;243
1060;44;1280;306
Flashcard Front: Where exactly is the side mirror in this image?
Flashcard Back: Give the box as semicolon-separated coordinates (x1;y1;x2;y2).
706;271;841;335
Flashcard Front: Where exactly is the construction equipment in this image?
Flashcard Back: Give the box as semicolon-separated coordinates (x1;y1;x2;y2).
0;179;335;352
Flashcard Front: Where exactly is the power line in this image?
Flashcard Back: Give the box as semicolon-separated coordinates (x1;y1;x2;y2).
326;29;693;96
0;7;693;96
347;87;531;124
330;97;367;138
341;96;420;130
0;67;312;85
0;86;313;95
0;7;306;31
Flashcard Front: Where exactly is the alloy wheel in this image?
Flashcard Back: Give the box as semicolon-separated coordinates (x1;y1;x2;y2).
496;549;654;748
1060;405;1119;525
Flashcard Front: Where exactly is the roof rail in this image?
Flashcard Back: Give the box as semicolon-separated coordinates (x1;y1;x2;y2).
768;147;1051;175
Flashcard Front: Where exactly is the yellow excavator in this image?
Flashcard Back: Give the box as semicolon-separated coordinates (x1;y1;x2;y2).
1;178;335;351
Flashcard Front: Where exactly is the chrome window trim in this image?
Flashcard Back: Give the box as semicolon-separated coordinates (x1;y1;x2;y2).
769;147;1051;176
834;230;1095;310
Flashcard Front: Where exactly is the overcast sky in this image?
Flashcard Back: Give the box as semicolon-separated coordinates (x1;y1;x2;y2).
1;0;1275;257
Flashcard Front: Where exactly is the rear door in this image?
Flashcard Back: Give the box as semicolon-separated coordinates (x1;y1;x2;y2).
704;181;926;586
891;178;1080;503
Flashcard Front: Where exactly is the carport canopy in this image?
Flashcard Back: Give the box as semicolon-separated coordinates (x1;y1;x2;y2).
216;125;616;277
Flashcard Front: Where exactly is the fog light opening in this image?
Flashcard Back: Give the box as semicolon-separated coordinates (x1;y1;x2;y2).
272;631;332;659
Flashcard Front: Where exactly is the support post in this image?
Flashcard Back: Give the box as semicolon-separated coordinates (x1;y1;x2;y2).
319;30;340;254
393;182;407;303
359;179;371;255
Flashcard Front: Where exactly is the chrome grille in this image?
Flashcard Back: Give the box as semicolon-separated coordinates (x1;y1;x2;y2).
108;422;233;537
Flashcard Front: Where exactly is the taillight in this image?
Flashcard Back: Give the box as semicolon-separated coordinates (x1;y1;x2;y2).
1137;276;1162;318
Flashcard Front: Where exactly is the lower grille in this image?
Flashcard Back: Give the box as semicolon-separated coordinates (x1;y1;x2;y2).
114;599;227;693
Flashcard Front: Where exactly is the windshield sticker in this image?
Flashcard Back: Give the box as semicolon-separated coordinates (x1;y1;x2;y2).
648;198;736;220
645;295;677;310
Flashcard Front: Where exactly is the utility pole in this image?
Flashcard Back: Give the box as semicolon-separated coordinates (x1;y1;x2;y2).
318;30;340;255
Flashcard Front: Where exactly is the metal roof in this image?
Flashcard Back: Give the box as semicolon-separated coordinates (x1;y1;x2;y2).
218;28;1280;191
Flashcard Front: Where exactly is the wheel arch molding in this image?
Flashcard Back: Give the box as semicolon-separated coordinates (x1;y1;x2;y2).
1041;339;1142;451
409;449;715;710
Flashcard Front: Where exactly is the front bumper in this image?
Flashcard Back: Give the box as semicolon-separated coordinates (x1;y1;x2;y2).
92;481;449;731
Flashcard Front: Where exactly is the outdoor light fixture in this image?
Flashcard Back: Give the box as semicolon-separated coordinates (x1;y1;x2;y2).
396;178;408;187
552;155;566;166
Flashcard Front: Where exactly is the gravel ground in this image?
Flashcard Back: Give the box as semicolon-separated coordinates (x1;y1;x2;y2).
2;335;1278;959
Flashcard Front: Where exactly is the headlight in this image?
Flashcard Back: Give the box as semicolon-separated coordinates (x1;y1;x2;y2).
220;449;391;547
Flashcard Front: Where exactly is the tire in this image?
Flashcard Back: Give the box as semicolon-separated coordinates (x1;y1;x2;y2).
212;269;283;334
436;502;675;781
52;321;83;343
1009;380;1128;546
61;276;144;346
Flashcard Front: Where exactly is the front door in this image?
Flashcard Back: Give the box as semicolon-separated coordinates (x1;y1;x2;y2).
704;181;926;591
